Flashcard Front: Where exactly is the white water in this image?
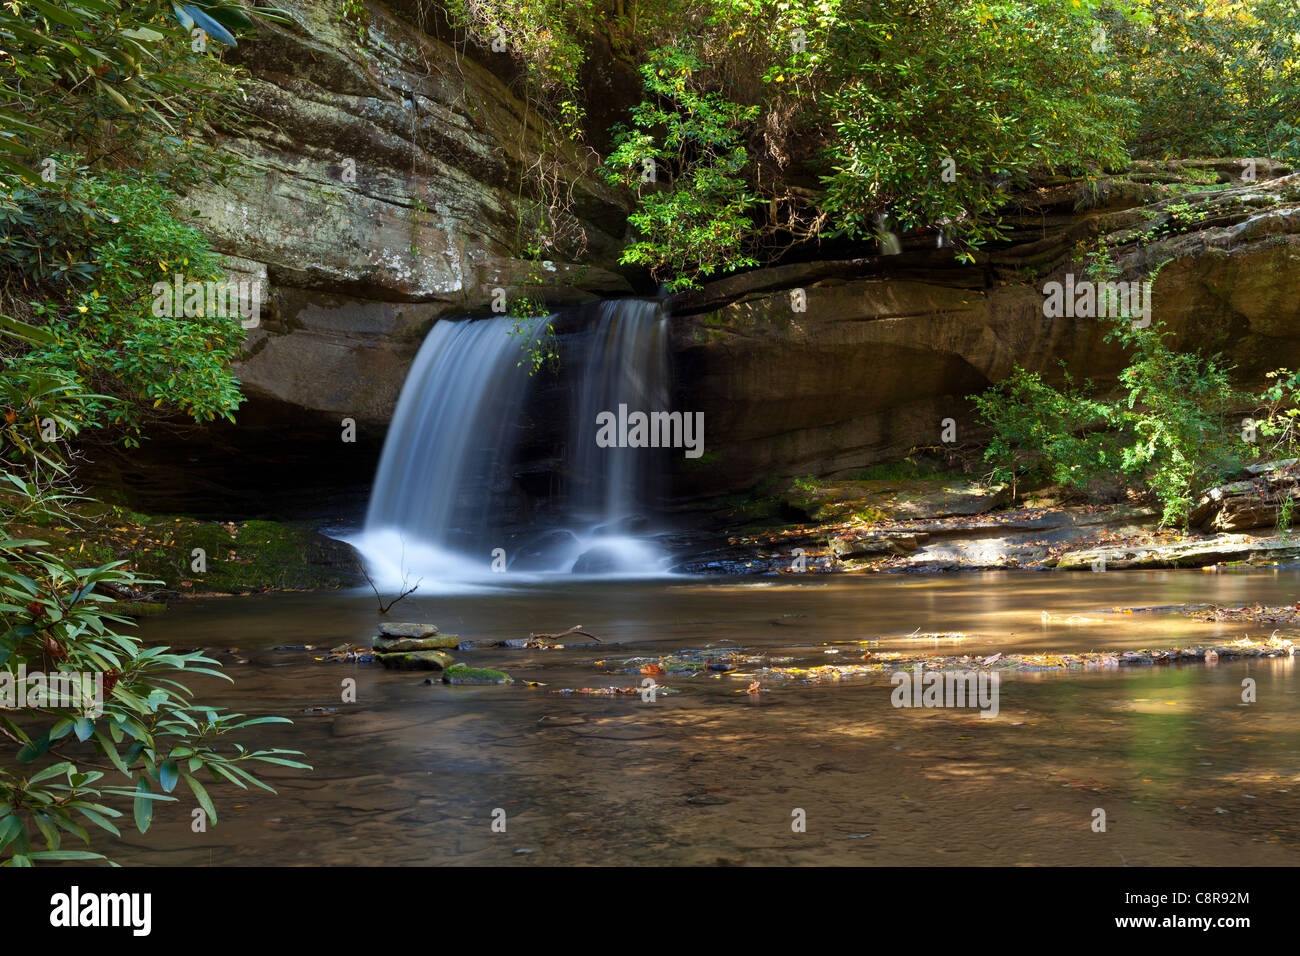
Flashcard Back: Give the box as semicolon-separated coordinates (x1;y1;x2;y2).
351;302;673;590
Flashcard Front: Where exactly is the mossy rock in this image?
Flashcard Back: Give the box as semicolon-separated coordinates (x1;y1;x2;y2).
373;634;460;652
26;505;364;596
375;650;455;671
377;622;439;638
442;664;513;685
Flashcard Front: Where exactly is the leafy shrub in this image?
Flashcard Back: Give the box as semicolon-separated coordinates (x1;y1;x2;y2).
2;167;244;441
814;0;1134;258
1113;0;1300;162
604;45;761;290
1;363;307;866
1252;368;1300;458
971;365;1120;497
1107;318;1245;526
973;318;1246;526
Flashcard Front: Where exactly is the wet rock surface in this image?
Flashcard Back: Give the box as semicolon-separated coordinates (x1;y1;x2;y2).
375;649;455;671
677;472;1300;576
373;634;461;652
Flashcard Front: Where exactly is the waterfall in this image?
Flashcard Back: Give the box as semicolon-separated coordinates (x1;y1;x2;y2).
352;301;672;589
564;299;671;574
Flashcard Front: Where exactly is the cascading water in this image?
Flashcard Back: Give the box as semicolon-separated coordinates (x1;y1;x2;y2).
560;299;672;575
351;301;673;589
354;316;550;588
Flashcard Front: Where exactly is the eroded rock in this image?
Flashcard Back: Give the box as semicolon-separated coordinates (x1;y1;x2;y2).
373;634;460;652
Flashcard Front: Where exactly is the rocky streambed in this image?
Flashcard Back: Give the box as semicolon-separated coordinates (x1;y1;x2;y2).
680;468;1300;576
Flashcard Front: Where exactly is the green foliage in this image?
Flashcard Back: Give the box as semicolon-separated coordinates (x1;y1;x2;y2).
1106;317;1244;526
0;1;288;184
2;168;245;441
971;365;1120;497
1114;0;1300;162
452;0;1300;286
0;1;304;867
335;0;370;44
973;317;1246;526
445;0;597;133
604;46;761;289
814;0;1134;258
462;0;1141;281
1252;368;1300;458
1;363;307;867
506;301;559;376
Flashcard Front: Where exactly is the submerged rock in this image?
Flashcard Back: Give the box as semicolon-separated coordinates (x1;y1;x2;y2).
442;664;513;685
375;650;455;671
373;634;459;652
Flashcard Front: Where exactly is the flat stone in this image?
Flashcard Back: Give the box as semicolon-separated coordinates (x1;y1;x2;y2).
373;634;459;652
1246;458;1298;475
1055;534;1300;570
830;533;929;559
377;622;439;639
374;650;455;671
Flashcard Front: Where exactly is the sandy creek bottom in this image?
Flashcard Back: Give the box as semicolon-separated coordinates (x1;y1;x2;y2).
107;569;1300;866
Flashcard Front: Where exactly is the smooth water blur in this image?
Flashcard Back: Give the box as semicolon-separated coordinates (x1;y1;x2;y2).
357;316;549;587
111;569;1300;866
353;303;674;587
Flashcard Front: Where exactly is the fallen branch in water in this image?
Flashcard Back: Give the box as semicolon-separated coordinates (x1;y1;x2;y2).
528;624;602;646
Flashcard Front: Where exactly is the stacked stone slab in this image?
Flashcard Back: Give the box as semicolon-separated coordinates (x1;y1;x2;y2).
372;623;459;671
1188;460;1300;532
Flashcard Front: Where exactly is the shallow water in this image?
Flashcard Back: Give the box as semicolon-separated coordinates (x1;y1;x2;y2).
111;569;1300;866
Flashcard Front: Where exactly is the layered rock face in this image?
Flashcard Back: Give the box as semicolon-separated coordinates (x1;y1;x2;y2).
670;163;1300;497
198;0;631;424
189;7;1300;508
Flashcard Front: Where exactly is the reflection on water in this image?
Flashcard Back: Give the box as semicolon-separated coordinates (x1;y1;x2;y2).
111;570;1300;865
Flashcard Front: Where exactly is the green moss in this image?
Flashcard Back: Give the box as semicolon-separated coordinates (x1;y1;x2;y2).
20;505;360;596
442;664;513;685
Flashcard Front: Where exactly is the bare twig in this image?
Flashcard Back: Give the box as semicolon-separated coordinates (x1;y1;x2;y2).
358;562;421;614
528;624;602;645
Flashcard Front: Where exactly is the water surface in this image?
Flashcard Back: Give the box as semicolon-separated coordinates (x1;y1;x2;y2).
111;570;1300;865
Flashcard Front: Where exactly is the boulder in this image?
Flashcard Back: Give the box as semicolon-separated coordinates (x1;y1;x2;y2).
1189;465;1300;532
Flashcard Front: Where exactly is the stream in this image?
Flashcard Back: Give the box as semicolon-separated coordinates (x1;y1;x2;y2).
108;569;1300;866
